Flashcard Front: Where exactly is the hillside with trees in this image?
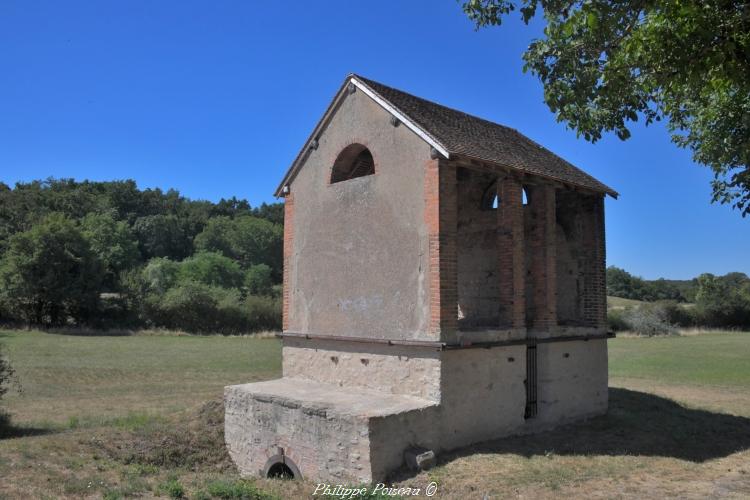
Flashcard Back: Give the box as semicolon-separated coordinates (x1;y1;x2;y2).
0;179;283;333
607;266;750;332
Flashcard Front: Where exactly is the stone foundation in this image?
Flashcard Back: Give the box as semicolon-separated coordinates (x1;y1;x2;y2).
225;336;608;483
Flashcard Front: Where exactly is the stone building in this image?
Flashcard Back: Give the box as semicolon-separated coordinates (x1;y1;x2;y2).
225;74;617;483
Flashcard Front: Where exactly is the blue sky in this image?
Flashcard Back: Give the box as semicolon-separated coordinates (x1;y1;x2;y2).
1;1;747;279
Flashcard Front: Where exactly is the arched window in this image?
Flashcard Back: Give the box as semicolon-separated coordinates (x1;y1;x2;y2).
481;181;500;211
330;144;375;184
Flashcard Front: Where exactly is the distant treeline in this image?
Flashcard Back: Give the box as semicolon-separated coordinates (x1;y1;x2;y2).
607;266;750;331
0;178;284;333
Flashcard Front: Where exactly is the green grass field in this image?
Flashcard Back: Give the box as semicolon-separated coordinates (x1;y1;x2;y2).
1;330;749;499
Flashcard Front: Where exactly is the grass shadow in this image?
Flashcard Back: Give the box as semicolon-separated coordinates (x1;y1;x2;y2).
46;327;134;337
0;423;57;440
437;388;750;467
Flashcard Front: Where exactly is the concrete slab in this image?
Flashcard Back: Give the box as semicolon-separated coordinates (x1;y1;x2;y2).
225;377;438;483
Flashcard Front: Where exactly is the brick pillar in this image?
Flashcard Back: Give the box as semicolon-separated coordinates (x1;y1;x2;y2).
582;195;607;328
496;176;526;329
424;158;457;340
282;192;294;332
529;184;557;330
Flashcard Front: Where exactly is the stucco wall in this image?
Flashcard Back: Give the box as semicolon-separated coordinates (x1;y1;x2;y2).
527;339;609;430
281;339;442;401
286;88;434;340
438;346;527;450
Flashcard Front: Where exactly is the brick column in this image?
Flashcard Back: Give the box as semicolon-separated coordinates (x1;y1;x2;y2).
530;184;557;330
582;195;607;328
424;158;457;340
282;193;295;332
496;176;526;329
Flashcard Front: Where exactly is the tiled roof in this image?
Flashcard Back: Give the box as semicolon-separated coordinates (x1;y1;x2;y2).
275;75;617;197
353;75;617;197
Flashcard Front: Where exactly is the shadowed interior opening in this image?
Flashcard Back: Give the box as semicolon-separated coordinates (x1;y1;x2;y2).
267;462;295;479
331;143;375;183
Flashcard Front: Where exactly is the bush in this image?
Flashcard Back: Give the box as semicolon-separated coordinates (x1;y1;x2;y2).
245;263;274;296
0;343;16;428
154;281;242;334
146;281;281;334
243;295;282;332
659;301;697;328
142;257;180;295
178;252;244;289
623;304;678;336
607;308;629;332
158;477;185;499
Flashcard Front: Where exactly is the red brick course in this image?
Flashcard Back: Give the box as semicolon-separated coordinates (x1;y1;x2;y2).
424;159;457;339
282;192;295;332
496;176;526;328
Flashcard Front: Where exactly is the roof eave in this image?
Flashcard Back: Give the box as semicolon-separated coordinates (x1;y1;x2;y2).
450;152;618;199
273;75;451;198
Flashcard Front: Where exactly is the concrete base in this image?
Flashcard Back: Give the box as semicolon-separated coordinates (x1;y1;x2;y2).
224;378;438;483
225;337;608;483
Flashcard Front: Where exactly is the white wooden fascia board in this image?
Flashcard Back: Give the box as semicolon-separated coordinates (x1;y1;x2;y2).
350;78;450;159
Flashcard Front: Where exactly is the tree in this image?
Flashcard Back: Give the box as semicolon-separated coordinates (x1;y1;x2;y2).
461;0;750;215
178;251;245;289
245;263;274;296
133;214;191;260
142;257;181;295
81;211;140;289
0;214;104;326
694;272;750;327
194;215;283;277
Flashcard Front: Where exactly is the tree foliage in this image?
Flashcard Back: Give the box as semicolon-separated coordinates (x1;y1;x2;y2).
194;216;283;277
606;266;685;301
0;214;104;326
178;252;245;289
694;272;750;327
461;0;750;215
81;211;140;289
0;178;285;332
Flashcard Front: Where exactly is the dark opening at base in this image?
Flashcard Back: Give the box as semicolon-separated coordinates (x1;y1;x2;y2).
266;462;295;479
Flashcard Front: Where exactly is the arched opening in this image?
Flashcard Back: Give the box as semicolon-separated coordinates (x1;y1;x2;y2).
480;182;530;210
267;462;295;479
331;144;375;183
263;454;302;480
480;181;500;211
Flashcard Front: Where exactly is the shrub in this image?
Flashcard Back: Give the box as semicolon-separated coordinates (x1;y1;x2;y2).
607;308;629;332
142;257;180;295
158;477;185;499
178;252;245;289
243;295;282;332
245;264;274;296
155;281;242;334
145;281;281;334
0;343;16;428
623;304;678;336
659;301;697;328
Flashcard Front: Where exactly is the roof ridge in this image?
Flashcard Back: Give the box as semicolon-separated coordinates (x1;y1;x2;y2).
276;73;617;198
352;74;521;136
